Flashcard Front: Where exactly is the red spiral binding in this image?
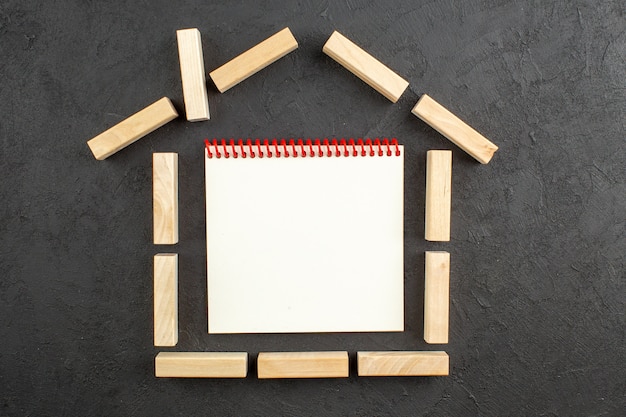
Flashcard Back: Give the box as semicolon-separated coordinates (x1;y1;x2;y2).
204;138;402;158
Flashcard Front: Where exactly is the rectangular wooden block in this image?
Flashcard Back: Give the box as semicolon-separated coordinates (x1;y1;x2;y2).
176;28;210;121
257;352;349;379
357;351;449;376
209;27;298;93
87;97;178;160
322;31;409;103
425;150;452;242
153;253;178;346
412;94;498;164
424;251;450;344
155;352;248;378
153;153;178;245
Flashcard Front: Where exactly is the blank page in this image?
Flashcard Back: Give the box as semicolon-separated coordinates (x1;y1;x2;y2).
205;141;404;333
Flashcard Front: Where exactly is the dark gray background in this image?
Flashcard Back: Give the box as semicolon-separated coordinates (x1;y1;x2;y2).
1;0;624;415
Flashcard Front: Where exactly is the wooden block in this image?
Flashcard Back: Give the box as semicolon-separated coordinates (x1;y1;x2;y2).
412;94;498;164
153;153;178;245
155;352;248;378
357;351;449;376
425;150;452;242
176;28;210;121
154;253;178;346
322;31;409;103
424;251;450;344
87;97;178;160
209;27;298;93
257;352;349;379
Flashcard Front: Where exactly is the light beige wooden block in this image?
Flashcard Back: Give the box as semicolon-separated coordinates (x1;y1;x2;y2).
87;97;178;160
153;253;178;346
153;153;178;245
155;352;248;378
257;352;349;379
322;31;409;103
425;150;452;242
209;27;298;93
357;351;449;376
412;94;498;164
424;251;450;344
176;28;210;121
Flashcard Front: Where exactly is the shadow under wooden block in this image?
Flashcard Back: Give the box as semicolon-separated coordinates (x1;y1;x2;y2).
155;352;248;378
257;351;349;379
357;351;449;376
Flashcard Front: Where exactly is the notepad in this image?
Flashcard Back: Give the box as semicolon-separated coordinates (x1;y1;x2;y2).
205;139;404;333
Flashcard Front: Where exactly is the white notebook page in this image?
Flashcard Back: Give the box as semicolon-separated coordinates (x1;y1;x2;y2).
205;143;404;333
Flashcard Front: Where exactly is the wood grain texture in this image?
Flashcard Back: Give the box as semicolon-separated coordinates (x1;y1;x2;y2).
322;31;409;103
153;153;178;244
176;28;210;121
209;27;298;93
257;352;349;379
425;150;452;241
424;251;450;344
153;253;178;346
155;352;248;378
412;94;498;164
357;351;449;376
87;97;178;160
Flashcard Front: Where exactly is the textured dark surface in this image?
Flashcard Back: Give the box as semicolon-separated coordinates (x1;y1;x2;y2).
1;0;624;415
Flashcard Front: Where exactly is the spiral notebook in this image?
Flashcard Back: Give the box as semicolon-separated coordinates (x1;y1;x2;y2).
205;138;404;334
